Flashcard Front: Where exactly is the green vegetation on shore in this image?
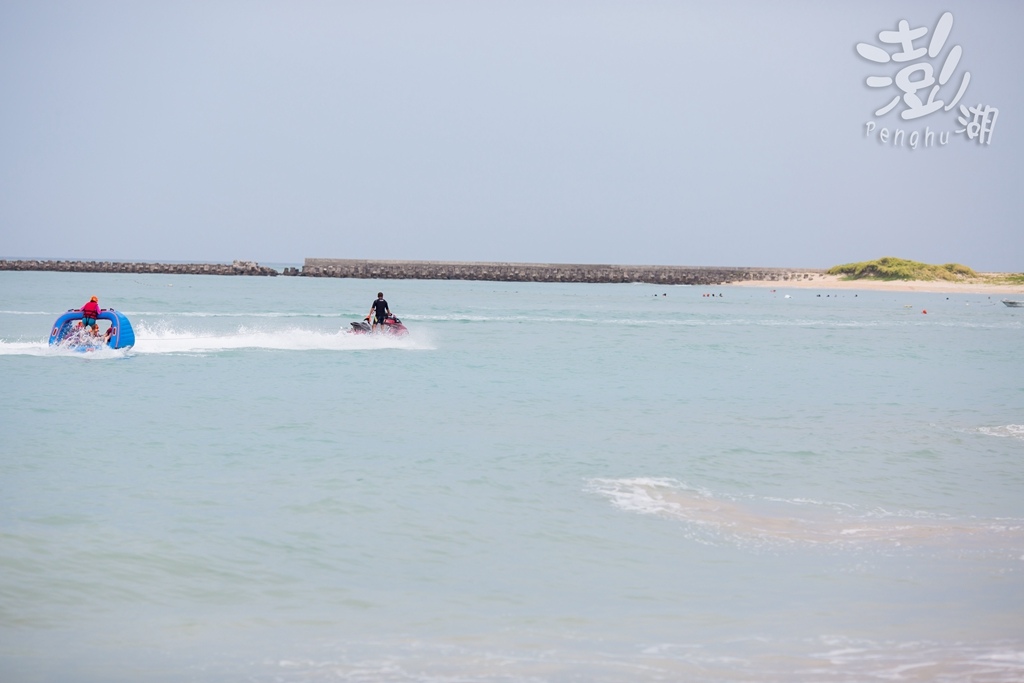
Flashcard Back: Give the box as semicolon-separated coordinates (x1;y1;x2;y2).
827;257;978;281
990;272;1024;285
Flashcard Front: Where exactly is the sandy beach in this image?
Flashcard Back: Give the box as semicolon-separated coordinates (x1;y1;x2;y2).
728;273;1024;295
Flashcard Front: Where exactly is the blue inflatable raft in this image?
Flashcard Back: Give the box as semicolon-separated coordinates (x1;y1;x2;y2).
49;309;135;350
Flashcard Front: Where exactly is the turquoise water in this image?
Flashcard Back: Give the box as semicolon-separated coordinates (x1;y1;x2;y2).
2;271;1022;682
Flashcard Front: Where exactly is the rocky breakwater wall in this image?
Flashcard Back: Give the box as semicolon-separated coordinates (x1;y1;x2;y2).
293;259;824;286
0;259;279;276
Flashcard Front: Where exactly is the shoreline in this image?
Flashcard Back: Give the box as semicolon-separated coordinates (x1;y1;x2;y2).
725;274;1024;295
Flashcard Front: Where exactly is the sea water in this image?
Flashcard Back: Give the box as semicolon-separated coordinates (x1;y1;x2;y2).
1;270;1022;683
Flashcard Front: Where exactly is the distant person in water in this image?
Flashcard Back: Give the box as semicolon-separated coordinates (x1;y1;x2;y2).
80;295;100;336
367;292;391;332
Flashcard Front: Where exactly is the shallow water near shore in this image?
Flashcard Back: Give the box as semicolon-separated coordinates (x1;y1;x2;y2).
1;271;1023;682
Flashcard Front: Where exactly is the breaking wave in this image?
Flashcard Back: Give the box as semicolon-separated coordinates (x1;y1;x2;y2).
588;477;1024;551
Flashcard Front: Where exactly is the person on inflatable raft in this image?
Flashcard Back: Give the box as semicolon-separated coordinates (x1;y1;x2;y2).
80;295;100;336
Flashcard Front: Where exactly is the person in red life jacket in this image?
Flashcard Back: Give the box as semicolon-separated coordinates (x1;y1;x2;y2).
81;295;100;336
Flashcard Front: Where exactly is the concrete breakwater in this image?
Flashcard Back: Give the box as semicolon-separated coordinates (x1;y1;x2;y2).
0;259;279;276
291;259;826;286
1;257;826;285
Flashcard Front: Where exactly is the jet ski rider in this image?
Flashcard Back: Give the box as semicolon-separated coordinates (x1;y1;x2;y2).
367;292;391;332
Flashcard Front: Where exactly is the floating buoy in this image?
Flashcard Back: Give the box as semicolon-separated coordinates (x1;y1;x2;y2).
922;309;927;314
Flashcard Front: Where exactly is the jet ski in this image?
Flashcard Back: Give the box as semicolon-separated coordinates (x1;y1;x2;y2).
349;314;408;336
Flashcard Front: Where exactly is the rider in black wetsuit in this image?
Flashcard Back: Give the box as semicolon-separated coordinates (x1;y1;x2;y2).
368;292;391;332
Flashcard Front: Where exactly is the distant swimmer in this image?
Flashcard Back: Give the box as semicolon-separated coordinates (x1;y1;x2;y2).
80;295;100;336
368;292;392;333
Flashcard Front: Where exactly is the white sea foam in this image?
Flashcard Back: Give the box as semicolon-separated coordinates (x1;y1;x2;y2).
0;339;129;359
129;323;434;354
0;324;435;356
977;424;1024;440
208;634;1024;683
128;310;343;318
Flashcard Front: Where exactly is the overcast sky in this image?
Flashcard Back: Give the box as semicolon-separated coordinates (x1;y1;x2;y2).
2;1;1021;270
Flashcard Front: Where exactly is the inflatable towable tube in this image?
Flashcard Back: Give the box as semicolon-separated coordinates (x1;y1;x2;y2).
49;309;135;350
